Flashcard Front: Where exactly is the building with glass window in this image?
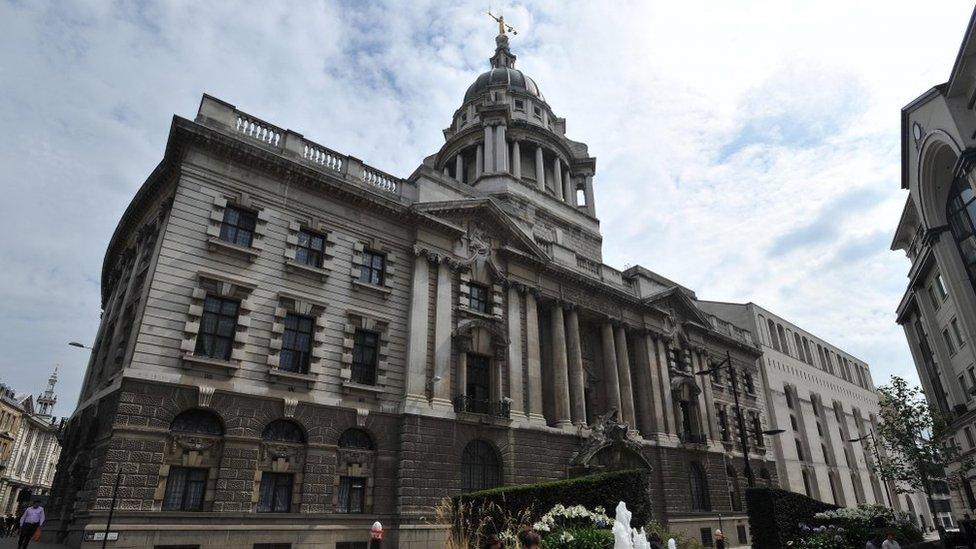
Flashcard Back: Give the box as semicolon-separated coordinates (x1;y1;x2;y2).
0;369;63;515
892;7;976;528
698;301;939;528
46;31;777;548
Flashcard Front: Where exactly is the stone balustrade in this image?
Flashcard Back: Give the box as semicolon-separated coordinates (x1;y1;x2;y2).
197;95;411;200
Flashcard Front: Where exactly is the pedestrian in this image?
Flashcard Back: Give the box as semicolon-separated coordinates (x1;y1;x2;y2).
714;529;726;549
2;515;11;537
881;531;902;549
866;532;884;549
17;500;44;549
517;528;541;549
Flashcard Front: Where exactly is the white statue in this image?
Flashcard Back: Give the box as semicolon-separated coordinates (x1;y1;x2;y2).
612;501;651;549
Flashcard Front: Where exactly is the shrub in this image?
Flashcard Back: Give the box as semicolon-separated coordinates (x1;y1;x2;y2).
541;527;614;548
812;505;923;546
745;488;839;549
643;522;704;549
455;469;651;541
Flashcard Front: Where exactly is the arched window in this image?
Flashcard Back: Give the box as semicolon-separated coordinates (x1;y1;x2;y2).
947;177;976;289
338;428;374;450
170;409;223;436
690;461;711;511
766;319;780;351
262;420;305;443
461;440;501;492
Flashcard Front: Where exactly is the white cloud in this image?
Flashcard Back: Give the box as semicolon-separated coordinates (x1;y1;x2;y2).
0;0;972;414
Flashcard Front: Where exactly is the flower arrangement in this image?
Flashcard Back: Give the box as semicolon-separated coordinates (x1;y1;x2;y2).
530;503;614;548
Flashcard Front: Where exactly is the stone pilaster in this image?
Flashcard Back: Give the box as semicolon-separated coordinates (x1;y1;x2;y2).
583;174;595;215
404;250;431;412
550;305;572;428
507;285;524;415
655;336;677;435
632;332;657;438
601;322;622;413
525;291;545;424
512;140;521;179
455;154;464;183
614;324;637;427
553;158;563;200
564;170;574;205
565;307;586;426
535;145;545;191
483;126;494;173
432;260;453;409
475;144;483;179
495;124;508;173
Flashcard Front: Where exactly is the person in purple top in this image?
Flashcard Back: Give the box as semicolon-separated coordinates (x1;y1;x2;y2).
17;500;44;549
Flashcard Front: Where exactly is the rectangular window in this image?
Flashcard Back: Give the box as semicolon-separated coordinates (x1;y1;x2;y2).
952;318;966;347
744;371;756;394
162;467;207;511
785;387;794;409
935;273;949;300
351;329;379;385
737;525;747;545
966;427;975;449
337;476;366;513
753;414;765;448
469;284;490;314
943;329;957;355
928;284;941;310
514;99;524;110
295;229;326;268
795;439;805;461
533;106;542;117
962;375;971;402
257;472;293;513
195;296;239;360
279;314;314;374
719;408;730;442
219;205;257;247
466;353;492;414
358;249;386;285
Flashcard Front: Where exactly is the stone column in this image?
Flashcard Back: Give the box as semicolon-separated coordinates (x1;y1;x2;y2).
583;175;596;215
631;333;656;437
475;144;483;180
483;126;494;173
551;305;572;428
432;260;454;408
507;285;524;415
442;166;449;176
495;124;508;173
404;252;430;408
553;158;564;201
455;153;464;183
614;324;637;427
642;332;664;435
512;140;522;179
564;170;574;205
565;307;586;425
535;145;546;191
525;291;545;423
457;352;468;400
697;351;719;441
601;322;622;413
655;337;677;435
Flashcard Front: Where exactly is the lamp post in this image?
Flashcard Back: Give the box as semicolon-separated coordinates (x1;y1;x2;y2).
68;342;93;350
695;350;784;487
849;428;895;509
102;467;122;549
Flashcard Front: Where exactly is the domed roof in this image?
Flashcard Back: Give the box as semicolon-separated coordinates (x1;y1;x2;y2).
463;67;544;103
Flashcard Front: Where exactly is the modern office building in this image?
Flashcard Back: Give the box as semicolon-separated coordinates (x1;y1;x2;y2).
698;301;940;528
892;7;976;525
46;30;777;548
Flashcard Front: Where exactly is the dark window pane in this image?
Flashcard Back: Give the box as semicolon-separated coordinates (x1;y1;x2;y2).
218;206;257;247
337;476;366;513
279;313;313;373
257;473;293;513
338;429;373;450
194;295;239;360
170;409;223;436
295;229;326;268
162;467;208;511
358;250;385;285
351;330;378;385
469;284;490;313
461;440;500;492
262;420;304;443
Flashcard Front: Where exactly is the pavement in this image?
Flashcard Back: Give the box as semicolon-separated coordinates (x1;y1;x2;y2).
0;536;67;548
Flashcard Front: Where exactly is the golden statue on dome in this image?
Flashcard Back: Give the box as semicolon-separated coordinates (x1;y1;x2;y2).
487;11;517;36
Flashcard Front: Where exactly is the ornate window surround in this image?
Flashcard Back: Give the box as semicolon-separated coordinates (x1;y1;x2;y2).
154;409;224;512
332;428;376;514
266;292;328;386
180;270;257;374
204;194;269;261
350;239;398;295
284;219;337;280
339;309;391;394
252;419;307;513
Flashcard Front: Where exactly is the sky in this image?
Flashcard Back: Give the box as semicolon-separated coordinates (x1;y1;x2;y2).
0;0;973;417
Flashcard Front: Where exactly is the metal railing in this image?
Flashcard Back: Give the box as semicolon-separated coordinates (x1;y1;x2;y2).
453;395;511;419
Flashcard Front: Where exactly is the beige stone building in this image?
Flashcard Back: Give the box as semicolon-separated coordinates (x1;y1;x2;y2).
48;32;777;548
0;370;63;515
699;301;938;528
0;385;24;489
892;7;976;526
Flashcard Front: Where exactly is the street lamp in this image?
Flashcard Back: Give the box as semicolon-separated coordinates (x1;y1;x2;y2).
68;342;92;350
695;350;782;487
849;429;895;508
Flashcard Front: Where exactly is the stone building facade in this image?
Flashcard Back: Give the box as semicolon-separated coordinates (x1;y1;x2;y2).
698;301;938;528
0;369;63;514
892;7;976;527
48;33;777;548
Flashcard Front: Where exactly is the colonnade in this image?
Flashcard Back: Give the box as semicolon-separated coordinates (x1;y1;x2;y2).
442;124;596;216
404;251;717;442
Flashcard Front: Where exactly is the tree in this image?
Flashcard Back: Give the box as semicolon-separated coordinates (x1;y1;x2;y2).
874;376;974;537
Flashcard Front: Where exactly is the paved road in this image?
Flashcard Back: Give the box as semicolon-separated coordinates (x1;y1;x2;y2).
0;536;67;549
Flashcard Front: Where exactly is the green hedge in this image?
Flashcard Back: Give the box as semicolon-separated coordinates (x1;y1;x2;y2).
745;487;839;549
456;469;651;538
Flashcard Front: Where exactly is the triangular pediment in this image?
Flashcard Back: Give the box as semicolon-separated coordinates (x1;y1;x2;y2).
412;198;550;262
642;286;711;329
